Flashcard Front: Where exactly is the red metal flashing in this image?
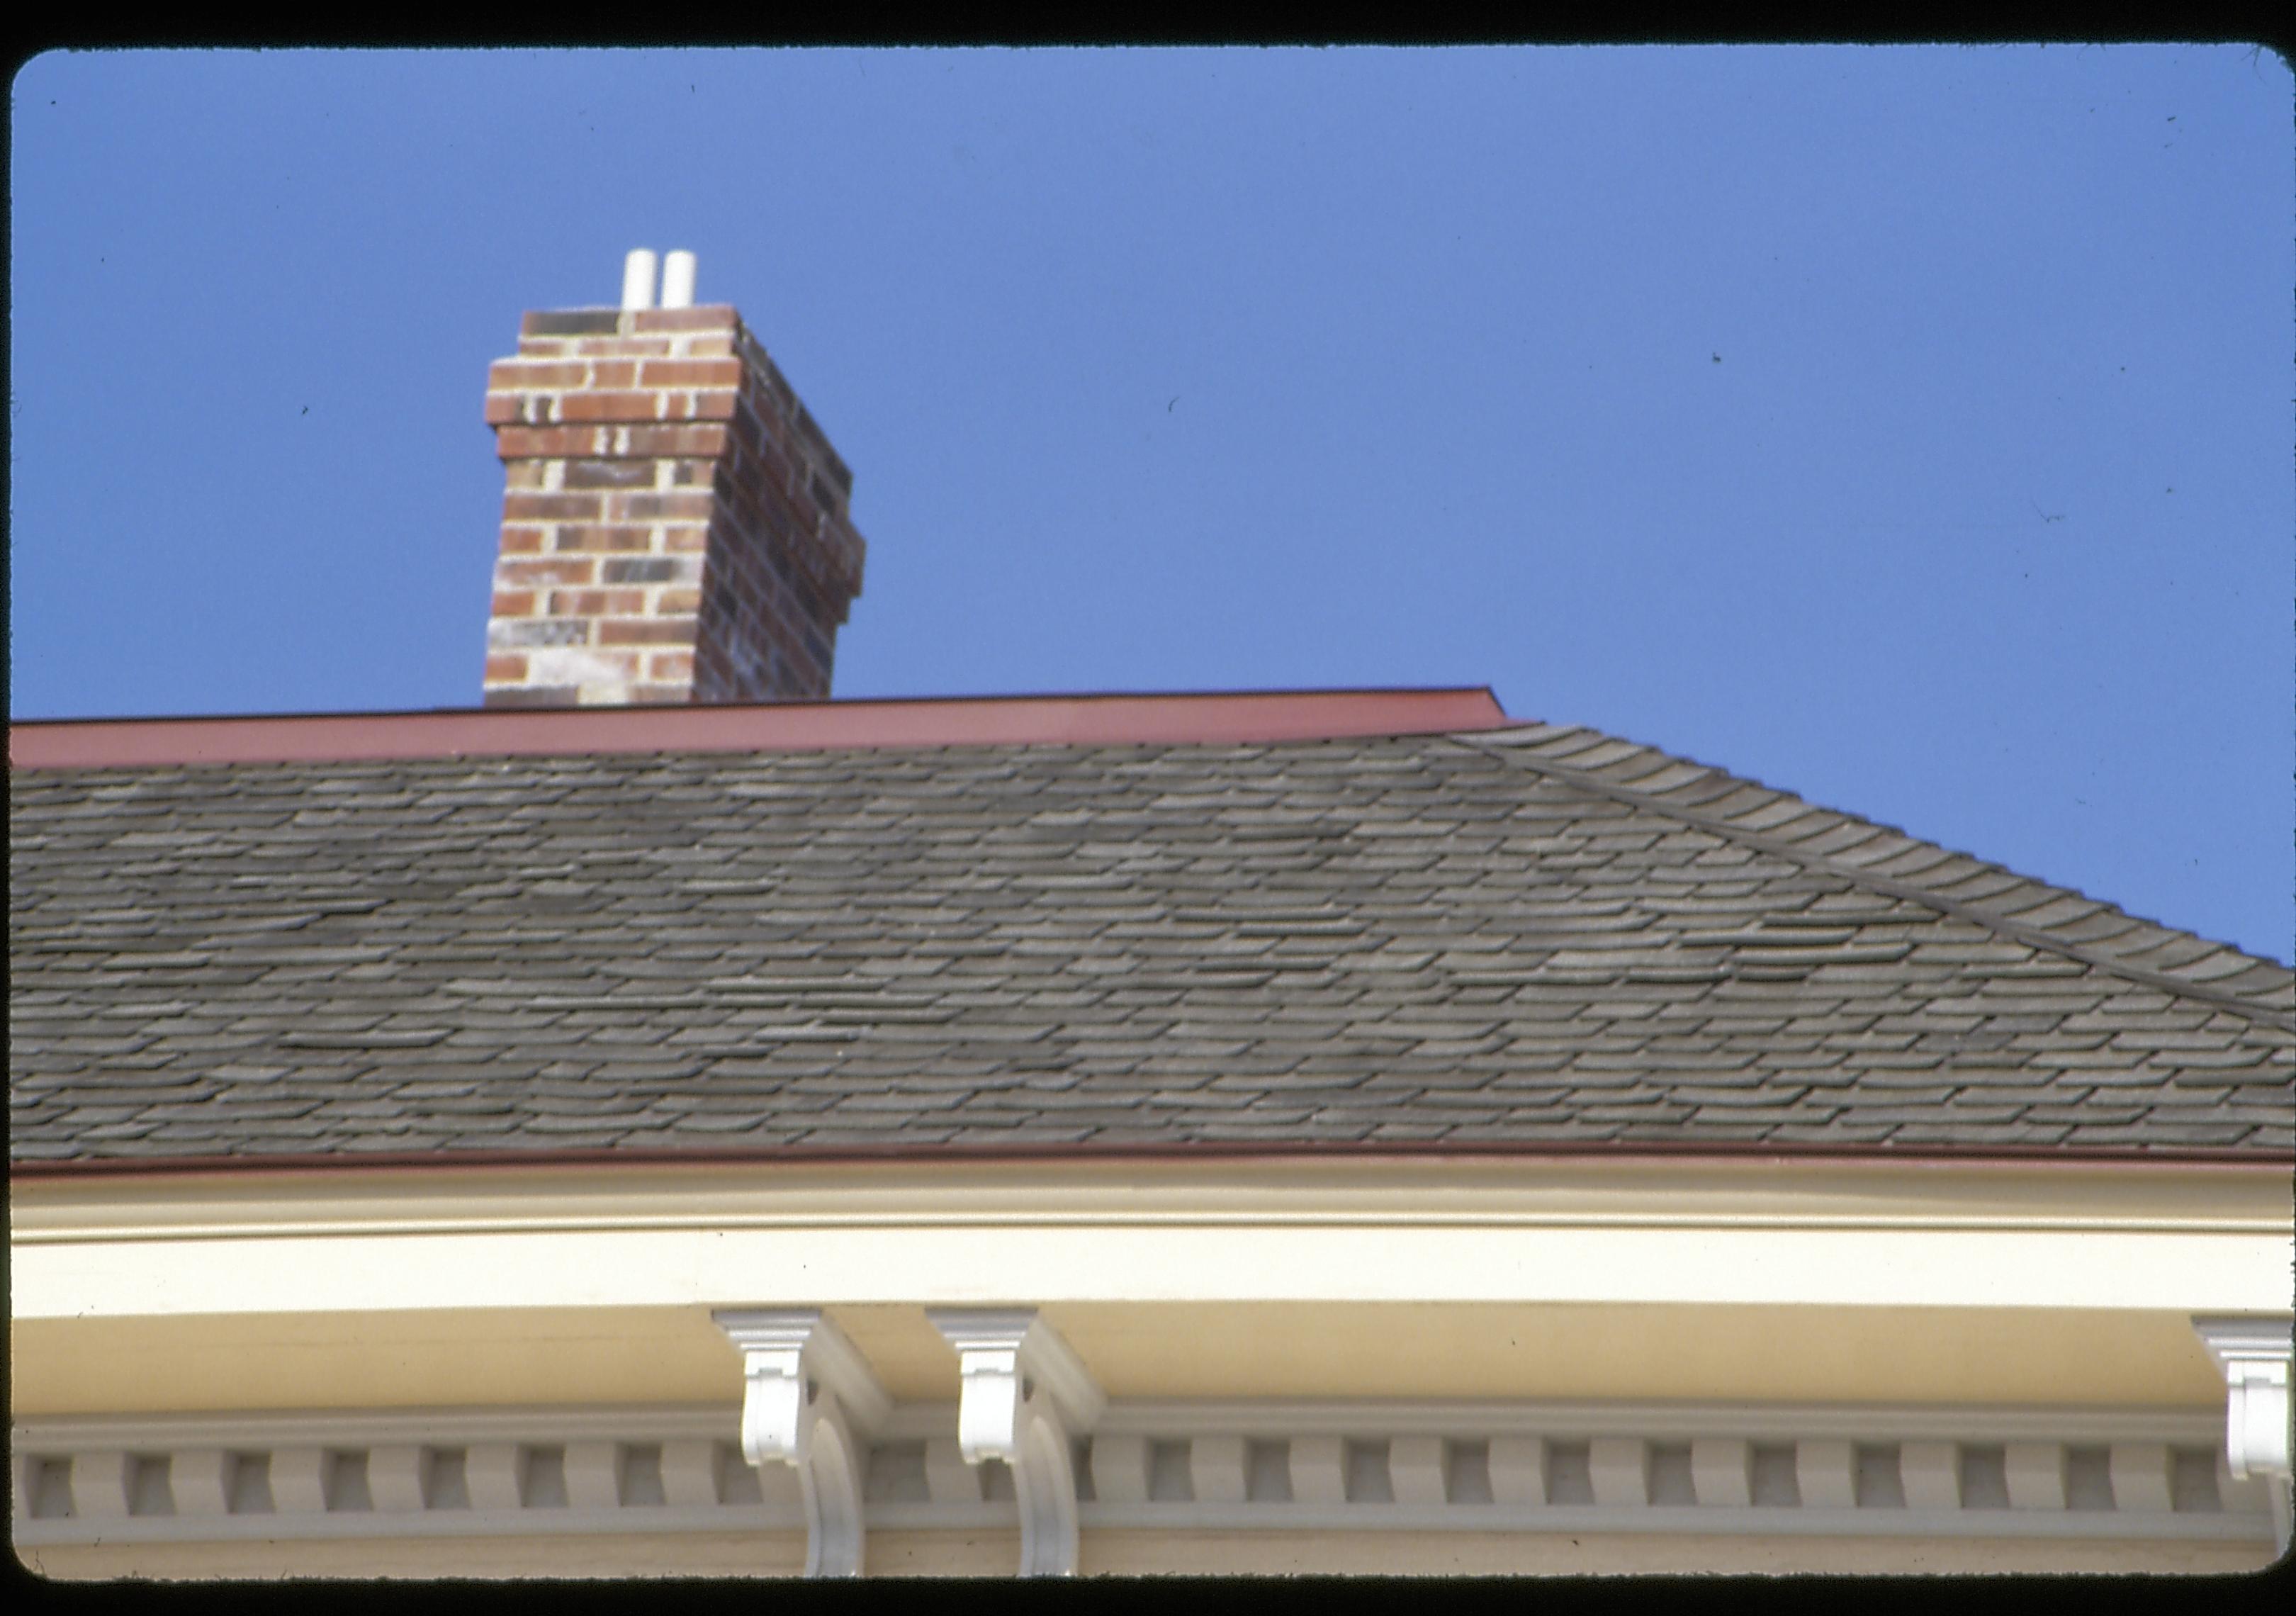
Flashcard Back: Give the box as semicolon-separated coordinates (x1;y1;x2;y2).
10;1137;2286;1185
8;688;1513;771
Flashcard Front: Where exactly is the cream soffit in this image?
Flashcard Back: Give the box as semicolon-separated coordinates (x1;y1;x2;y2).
12;1301;2251;1415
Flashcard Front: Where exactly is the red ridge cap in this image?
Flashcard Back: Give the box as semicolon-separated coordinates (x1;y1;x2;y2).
9;688;1512;771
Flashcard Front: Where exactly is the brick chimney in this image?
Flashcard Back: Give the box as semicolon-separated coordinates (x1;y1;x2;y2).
481;250;867;707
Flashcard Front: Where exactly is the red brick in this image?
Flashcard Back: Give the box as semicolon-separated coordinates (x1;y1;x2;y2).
484;653;529;682
597;617;698;646
638;358;744;388
609;491;716;522
546;588;648;617
558;390;671;425
553;524;655;554
495;426;612;459
489;359;588;391
580;650;646;680
502;492;603;522
490;590;539;617
750;439;797;493
484;685;581;709
561;337;675;359
497;557;599;586
519;309;621;339
629;305;738;334
563;459;656;490
719;406;760;463
485;297;865;707
619;424;727;459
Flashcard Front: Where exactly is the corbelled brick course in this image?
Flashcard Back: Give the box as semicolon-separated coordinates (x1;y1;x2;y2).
481;305;867;707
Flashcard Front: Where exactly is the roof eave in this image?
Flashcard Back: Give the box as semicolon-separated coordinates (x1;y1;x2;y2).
13;1135;2291;1185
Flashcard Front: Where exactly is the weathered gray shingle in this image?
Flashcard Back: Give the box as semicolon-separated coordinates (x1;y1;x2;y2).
11;724;2292;1161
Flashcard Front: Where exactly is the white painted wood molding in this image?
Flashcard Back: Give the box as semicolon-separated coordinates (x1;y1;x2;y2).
1193;1435;1249;1505
712;1308;891;1577
14;1398;2273;1561
271;1447;327;1514
1488;1435;1544;1505
1391;1435;1446;1505
1691;1439;1752;1508
927;1308;1105;1576
1797;1439;1856;1508
1290;1434;1349;1504
2193;1315;2294;1554
1090;1432;1152;1504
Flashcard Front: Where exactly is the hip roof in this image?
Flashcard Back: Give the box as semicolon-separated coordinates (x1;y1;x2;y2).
11;695;2291;1167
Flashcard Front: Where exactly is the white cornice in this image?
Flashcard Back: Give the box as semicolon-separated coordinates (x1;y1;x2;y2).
11;1398;2230;1453
13;1397;2272;1554
1084;1401;2230;1444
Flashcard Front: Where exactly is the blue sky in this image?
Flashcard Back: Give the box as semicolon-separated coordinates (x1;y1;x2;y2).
9;46;2292;963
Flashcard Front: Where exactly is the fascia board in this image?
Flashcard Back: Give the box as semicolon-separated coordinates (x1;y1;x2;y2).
13;1220;2290;1318
13;1154;2290;1243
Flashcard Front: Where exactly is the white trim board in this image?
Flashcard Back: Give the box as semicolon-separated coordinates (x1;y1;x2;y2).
18;1225;2288;1317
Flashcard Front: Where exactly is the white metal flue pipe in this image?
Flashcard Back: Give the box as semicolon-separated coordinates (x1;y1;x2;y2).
620;249;658;311
660;251;697;309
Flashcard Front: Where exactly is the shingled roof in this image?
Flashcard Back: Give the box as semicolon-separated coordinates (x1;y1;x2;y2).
11;702;2293;1164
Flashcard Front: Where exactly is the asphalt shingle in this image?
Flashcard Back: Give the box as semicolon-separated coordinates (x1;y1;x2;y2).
10;724;2292;1161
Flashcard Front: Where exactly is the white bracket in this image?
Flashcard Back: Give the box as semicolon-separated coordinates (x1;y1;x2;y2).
713;1308;891;1577
928;1309;1106;1577
2193;1315;2294;1554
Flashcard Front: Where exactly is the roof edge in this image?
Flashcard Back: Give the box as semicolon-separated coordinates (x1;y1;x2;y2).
7;688;1512;770
1450;726;2296;1028
12;1138;2289;1184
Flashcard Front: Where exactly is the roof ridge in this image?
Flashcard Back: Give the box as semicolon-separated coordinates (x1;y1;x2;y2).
1453;723;2296;1032
6;688;1512;769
